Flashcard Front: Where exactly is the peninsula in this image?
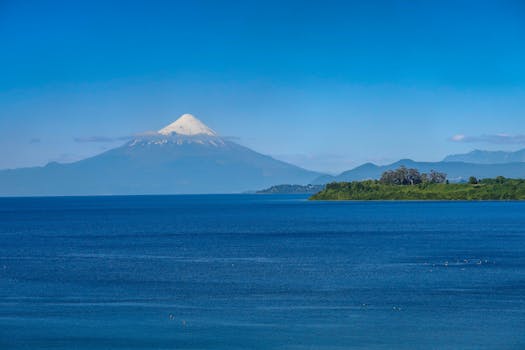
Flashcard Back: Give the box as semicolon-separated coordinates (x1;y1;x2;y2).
310;166;525;200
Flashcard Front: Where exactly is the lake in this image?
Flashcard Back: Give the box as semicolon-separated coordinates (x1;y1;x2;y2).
1;195;524;349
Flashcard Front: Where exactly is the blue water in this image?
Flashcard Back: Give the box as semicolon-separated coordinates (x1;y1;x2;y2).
1;195;524;349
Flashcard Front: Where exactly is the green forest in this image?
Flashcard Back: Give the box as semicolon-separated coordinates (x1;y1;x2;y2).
311;167;525;200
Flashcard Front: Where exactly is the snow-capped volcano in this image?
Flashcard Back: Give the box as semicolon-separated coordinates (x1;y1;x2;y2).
0;112;323;195
158;114;217;136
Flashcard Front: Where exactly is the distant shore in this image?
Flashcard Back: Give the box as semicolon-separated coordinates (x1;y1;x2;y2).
256;184;325;194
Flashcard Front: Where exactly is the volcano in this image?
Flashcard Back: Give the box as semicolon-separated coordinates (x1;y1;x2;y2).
0;114;322;195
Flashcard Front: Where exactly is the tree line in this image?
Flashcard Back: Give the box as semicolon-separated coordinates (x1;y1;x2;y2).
380;166;447;185
311;175;525;200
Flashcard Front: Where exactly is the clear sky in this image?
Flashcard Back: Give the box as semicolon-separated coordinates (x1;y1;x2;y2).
1;0;524;173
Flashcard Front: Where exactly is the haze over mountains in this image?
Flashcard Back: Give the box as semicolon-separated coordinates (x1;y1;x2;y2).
0;114;321;195
1;114;525;196
443;149;525;164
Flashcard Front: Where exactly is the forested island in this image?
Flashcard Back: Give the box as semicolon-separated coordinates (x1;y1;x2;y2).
310;166;525;200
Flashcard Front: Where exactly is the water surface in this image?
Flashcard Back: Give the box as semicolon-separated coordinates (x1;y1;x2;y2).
1;195;524;349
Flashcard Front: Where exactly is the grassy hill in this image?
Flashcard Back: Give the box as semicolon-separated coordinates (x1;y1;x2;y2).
310;177;525;200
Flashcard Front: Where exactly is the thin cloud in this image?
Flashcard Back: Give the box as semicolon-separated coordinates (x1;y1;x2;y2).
29;137;41;144
73;131;236;143
48;153;85;164
221;135;241;142
73;135;133;143
450;133;525;145
135;131;159;137
73;131;162;143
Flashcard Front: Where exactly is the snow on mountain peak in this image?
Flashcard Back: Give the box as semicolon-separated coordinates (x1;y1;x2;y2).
158;114;217;136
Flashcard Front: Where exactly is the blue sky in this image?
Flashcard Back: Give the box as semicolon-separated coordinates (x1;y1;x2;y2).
1;0;524;173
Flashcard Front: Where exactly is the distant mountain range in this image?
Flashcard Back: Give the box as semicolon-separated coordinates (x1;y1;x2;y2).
312;159;525;184
443;148;525;164
0;114;322;195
